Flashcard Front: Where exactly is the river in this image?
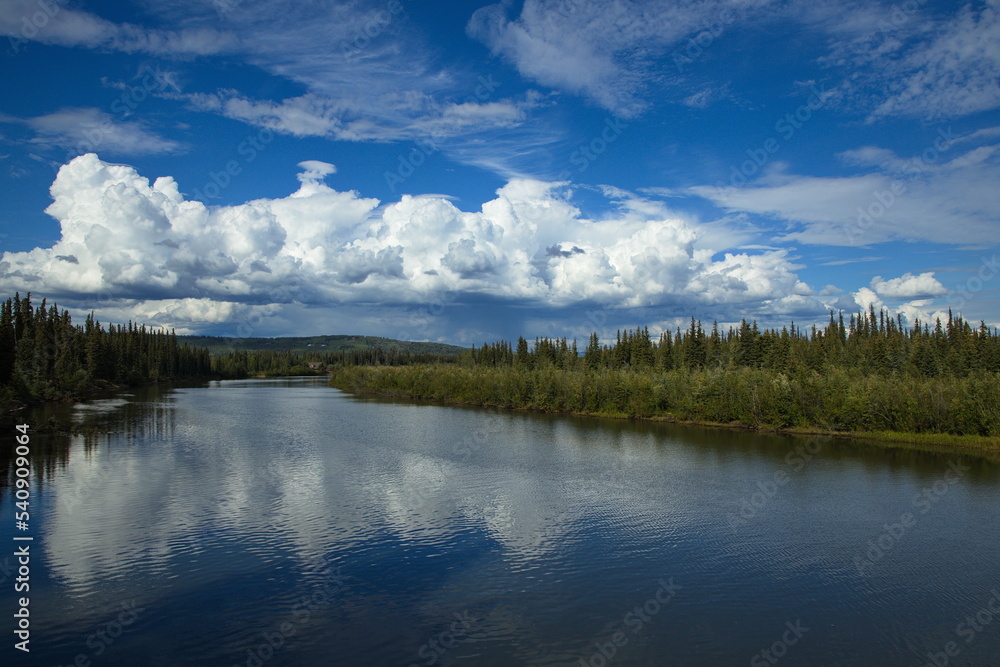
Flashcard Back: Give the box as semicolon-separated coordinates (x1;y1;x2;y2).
2;377;999;666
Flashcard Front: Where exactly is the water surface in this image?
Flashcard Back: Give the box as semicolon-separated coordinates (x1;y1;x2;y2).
2;377;999;666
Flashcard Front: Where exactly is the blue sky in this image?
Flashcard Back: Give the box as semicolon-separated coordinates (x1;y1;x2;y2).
1;0;998;344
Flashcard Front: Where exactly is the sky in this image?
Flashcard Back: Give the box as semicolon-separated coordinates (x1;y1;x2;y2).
0;0;998;345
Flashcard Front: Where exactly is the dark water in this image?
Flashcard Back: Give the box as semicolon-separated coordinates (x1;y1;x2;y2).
2;377;1000;666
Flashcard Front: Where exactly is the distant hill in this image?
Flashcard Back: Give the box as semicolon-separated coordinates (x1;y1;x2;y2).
178;334;467;357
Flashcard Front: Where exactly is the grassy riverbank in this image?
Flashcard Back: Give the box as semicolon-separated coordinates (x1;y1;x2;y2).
328;364;1000;451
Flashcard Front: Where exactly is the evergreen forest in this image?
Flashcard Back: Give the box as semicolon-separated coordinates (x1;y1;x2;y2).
1;293;213;406
329;309;1000;439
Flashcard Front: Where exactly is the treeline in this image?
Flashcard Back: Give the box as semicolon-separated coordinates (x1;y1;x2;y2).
466;309;1000;377
326;347;459;367
329;309;1000;437
1;293;212;404
0;292;470;409
329;364;1000;436
210;349;321;377
209;347;457;377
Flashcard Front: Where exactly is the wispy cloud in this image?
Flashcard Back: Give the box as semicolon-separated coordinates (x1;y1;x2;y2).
155;0;559;172
1;107;184;156
691;138;1000;246
5;0;544;155
179;87;537;143
682;87;730;109
866;1;1000;120
466;0;1000;122
467;0;741;117
819;256;883;266
0;1;237;55
811;0;1000;121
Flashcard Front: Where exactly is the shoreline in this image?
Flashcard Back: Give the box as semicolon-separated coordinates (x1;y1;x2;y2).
329;382;1000;455
2;370;326;414
0;376;224;418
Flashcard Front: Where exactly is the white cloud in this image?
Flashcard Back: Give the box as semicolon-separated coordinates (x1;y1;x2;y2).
85;298;282;335
0;154;822;332
8;107;185;156
467;0;738;116
185;92;345;138
807;0;1000;121
870;272;947;298
155;0;543;152
683;88;729;109
5;0;543;169
819;256;883;266
466;0;958;119
464;0;1000;122
296;160;336;184
851;286;883;312
867;2;1000;120
845;286;951;329
691;140;1000;246
180;89;535;142
0;1;237;55
955;125;1000;144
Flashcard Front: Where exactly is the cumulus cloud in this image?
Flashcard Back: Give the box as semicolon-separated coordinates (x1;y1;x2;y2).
850;286;884;313
870;272;947;298
0;154;824;333
87;298;282;335
843;286;951;330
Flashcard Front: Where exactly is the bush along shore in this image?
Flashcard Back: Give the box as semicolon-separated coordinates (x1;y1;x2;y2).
329;310;1000;449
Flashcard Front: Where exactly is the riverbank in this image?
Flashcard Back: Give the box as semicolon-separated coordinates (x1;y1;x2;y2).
328;364;1000;453
0;376;225;425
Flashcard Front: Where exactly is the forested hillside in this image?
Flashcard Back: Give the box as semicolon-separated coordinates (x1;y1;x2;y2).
182;332;466;377
181;334;465;357
208;346;460;377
